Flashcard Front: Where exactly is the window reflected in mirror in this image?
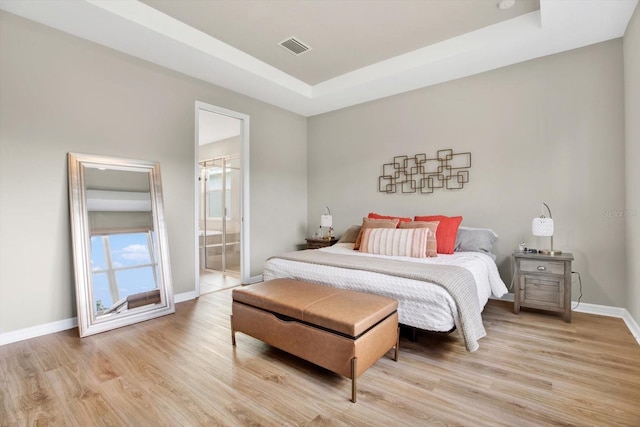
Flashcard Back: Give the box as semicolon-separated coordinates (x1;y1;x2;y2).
90;232;159;315
68;153;174;337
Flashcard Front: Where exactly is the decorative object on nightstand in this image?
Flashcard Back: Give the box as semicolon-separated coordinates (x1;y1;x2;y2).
512;251;573;322
305;237;338;249
532;202;562;255
320;206;334;239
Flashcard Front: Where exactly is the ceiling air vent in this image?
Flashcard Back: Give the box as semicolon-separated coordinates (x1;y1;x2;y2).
279;37;312;56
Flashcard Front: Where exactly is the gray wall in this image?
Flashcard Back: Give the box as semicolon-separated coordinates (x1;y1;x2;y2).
1;8;637;335
624;5;640;323
0;12;307;333
308;40;627;311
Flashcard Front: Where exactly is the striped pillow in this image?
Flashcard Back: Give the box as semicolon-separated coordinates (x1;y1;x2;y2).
359;227;429;258
399;221;439;257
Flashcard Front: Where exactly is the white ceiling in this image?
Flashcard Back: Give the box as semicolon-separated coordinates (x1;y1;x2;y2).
1;0;637;117
139;0;540;85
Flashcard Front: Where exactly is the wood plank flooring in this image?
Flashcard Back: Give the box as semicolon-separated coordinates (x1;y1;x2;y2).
200;270;242;295
1;289;639;426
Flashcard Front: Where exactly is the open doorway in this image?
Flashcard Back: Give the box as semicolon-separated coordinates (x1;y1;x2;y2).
195;102;250;295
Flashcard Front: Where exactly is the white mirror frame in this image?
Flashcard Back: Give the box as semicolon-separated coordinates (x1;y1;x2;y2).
68;153;175;337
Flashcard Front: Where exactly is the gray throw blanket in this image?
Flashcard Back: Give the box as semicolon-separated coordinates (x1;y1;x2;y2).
268;250;486;352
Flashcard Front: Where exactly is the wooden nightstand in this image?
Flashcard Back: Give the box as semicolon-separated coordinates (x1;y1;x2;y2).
305;238;338;249
512;251;574;322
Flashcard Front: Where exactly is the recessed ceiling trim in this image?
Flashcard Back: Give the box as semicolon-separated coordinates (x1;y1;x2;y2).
311;0;636;114
0;0;636;117
313;11;542;98
89;0;312;94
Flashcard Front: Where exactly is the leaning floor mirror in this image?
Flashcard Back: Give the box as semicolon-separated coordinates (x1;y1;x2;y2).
68;153;174;337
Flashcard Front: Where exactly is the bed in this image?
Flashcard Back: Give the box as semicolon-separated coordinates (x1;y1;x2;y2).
263;231;508;352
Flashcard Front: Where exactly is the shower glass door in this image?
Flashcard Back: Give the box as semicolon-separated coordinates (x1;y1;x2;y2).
201;156;240;273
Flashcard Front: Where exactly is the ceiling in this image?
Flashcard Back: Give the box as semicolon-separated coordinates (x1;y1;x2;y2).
139;0;540;85
1;0;637;117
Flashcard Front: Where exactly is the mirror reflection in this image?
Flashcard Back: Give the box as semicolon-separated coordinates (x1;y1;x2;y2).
90;232;160;315
68;153;174;337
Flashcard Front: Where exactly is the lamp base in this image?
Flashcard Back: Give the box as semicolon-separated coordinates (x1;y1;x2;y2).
539;249;562;256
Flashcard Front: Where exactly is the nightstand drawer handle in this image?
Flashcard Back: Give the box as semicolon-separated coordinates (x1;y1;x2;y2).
537;266;546;271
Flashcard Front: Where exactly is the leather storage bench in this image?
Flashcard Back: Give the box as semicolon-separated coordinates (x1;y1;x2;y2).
231;278;399;402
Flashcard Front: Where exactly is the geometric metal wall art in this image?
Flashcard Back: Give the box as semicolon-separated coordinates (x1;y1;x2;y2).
378;149;472;194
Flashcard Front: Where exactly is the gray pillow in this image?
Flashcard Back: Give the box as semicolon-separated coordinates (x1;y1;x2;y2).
337;225;362;243
455;227;498;259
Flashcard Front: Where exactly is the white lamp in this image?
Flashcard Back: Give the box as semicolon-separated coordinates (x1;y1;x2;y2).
532;202;561;255
320;206;333;239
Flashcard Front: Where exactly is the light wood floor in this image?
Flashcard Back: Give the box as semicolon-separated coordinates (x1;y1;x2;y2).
2;289;639;426
200;270;241;295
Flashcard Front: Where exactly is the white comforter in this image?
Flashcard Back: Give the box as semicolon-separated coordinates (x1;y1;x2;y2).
263;243;508;332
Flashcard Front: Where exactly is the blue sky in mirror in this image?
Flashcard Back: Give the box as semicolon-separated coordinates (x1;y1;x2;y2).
91;232;157;311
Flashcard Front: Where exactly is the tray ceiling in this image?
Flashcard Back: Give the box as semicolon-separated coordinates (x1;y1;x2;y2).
1;0;637;117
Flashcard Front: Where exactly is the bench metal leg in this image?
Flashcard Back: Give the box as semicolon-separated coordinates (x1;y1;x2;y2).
230;315;236;346
351;357;357;403
394;326;400;361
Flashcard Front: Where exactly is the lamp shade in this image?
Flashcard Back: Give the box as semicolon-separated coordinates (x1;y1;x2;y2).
320;214;333;228
532;217;554;237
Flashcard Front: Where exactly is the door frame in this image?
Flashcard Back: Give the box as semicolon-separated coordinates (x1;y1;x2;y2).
194;101;250;293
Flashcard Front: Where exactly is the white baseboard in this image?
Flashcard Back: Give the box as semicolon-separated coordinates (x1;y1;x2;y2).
0;317;78;346
573;302;640;344
495;293;515;302
622;310;640;344
249;274;263;284
175;290;197;303
493;293;640;345
0;290;199;346
4;291;637;346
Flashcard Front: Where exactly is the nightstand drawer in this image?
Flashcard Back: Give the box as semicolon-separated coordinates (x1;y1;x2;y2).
520;259;565;275
521;276;562;307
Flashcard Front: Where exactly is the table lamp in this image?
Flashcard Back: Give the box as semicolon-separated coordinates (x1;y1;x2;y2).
320;206;333;239
532;202;561;255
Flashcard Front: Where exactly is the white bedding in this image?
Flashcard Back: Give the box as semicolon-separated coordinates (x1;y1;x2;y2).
263;243;508;332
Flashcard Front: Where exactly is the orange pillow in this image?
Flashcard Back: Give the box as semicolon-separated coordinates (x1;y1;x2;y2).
413;215;463;254
354;217;400;250
368;212;411;227
399;221;439;257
